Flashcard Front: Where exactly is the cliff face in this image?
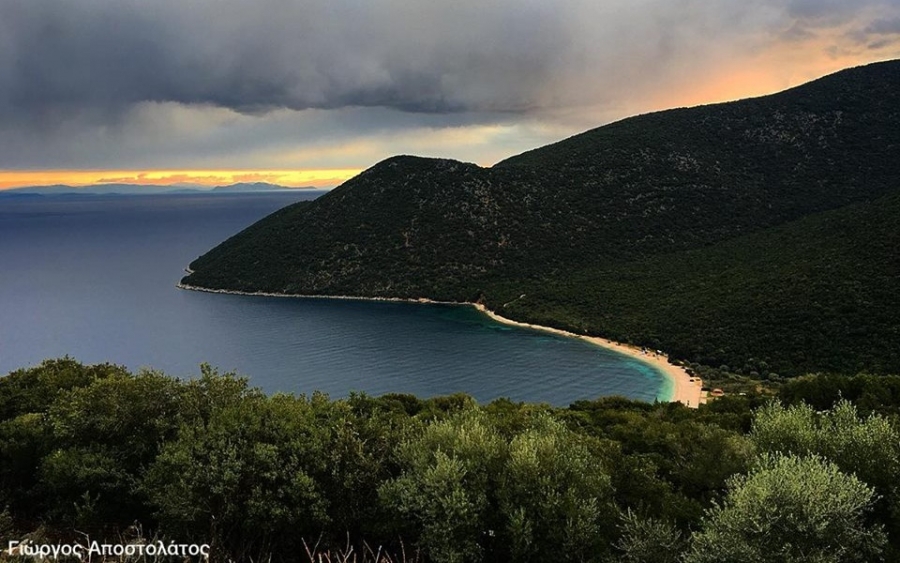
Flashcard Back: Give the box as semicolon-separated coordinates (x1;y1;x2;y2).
183;60;900;376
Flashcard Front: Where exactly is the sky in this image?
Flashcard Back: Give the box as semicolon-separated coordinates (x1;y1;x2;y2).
1;0;899;189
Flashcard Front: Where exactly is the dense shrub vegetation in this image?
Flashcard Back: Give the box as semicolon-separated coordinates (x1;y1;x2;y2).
3;359;900;561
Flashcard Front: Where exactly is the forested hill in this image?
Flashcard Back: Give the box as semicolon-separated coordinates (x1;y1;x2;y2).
183;59;900;377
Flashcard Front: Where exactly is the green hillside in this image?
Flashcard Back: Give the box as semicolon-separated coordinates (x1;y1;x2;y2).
183;60;900;377
496;191;900;377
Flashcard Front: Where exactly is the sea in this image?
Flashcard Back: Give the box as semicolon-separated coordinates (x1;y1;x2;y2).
0;192;669;405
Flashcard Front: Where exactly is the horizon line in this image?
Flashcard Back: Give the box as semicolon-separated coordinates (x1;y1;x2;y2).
0;169;362;190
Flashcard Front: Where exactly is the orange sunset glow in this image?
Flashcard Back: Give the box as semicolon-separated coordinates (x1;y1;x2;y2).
0;169;361;190
615;36;900;118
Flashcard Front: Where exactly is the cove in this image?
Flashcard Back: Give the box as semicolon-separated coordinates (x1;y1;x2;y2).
0;193;667;404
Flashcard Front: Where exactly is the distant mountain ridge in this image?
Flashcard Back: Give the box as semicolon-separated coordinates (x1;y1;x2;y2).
211;182;300;192
183;60;900;377
1;182;314;196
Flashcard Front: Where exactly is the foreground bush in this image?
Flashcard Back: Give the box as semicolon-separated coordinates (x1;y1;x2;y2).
3;360;900;562
686;453;886;563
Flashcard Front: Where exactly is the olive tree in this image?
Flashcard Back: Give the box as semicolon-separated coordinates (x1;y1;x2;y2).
499;414;615;562
750;400;900;494
686;453;886;563
379;407;505;563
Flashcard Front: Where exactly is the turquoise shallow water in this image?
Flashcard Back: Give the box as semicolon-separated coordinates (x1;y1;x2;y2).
0;193;668;405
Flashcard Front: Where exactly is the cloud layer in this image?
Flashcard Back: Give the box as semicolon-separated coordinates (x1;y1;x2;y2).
1;0;899;172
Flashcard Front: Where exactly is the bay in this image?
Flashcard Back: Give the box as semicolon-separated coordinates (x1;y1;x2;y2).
0;193;668;404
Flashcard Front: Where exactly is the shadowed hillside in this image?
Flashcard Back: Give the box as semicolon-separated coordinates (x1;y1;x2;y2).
183;60;900;376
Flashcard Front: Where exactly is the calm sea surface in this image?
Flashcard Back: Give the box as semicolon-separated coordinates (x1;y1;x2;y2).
0;193;668;404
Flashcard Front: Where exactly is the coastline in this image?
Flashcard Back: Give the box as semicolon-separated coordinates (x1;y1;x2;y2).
471;304;703;408
176;281;703;408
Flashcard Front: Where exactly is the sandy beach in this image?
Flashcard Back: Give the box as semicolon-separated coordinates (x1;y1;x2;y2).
471;304;703;408
177;282;702;407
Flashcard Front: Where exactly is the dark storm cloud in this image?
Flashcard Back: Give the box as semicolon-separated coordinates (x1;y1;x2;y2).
0;0;899;170
2;0;898;122
0;0;575;121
